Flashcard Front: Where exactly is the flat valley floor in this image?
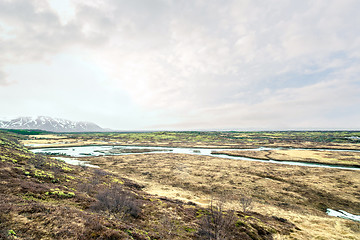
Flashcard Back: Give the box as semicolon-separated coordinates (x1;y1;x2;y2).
21;131;360;239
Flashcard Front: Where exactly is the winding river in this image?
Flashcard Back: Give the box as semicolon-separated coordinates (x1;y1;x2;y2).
30;145;360;222
30;145;360;171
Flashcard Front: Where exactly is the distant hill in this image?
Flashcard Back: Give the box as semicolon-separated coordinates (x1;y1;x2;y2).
0;116;106;132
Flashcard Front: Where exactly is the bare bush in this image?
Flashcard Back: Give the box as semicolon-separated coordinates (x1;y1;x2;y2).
77;182;94;195
91;186;141;219
78;173;105;195
157;215;180;239
78;216;128;239
239;194;253;213
93;168;110;176
197;197;237;240
89;176;101;186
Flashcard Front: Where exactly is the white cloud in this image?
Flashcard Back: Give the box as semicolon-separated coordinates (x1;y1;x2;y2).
0;0;359;129
0;70;9;86
47;0;76;25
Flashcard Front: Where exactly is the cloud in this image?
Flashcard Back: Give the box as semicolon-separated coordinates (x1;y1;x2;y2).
0;70;9;86
84;1;359;99
0;0;359;129
166;78;360;130
0;0;109;70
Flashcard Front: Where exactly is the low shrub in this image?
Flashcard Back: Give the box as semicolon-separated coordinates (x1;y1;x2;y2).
197;198;237;240
239;194;253;213
91;185;141;219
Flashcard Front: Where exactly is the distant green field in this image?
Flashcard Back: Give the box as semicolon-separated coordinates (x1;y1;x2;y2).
67;130;360;144
1;129;52;135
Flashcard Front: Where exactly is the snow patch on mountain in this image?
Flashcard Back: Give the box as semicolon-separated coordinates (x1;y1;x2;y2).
0;116;107;132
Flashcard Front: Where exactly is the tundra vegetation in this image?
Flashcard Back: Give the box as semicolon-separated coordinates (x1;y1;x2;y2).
1;130;360;239
0;130;296;239
22;131;360;150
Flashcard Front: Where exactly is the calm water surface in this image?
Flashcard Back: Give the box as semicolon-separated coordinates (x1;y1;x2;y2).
30;145;360;171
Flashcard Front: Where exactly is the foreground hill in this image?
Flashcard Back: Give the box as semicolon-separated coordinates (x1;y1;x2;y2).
0;116;105;132
0;130;295;239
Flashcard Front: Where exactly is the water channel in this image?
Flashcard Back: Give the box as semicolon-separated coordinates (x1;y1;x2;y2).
30;145;360;222
30;145;360;171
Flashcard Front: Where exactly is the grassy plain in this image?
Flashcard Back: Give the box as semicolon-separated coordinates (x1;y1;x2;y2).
1;131;297;239
86;153;360;239
22;131;360;150
214;149;360;167
11;131;360;239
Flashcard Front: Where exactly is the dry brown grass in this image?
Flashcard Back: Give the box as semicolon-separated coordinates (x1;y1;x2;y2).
257;141;360;151
0;131;304;239
86;153;360;239
19;132;360;238
22;134;360;150
214;149;360;167
29;134;67;139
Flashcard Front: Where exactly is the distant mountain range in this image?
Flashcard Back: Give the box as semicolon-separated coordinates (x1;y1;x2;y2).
0;116;106;132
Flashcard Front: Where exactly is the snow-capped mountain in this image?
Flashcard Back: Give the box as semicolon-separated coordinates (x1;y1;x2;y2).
0;116;106;132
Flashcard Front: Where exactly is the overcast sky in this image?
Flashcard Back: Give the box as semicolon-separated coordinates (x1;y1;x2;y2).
0;0;359;130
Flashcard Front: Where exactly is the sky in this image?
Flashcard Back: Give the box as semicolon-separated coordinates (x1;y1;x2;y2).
0;0;359;131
